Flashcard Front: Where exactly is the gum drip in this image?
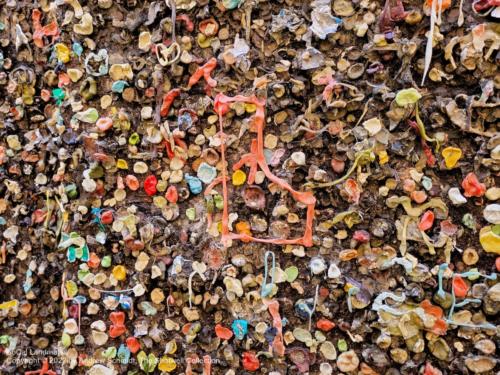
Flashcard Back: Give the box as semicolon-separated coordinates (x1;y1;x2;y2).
263;299;285;357
209;93;316;248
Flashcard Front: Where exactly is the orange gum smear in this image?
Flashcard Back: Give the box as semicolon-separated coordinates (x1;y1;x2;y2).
263;299;285;357
187;57;218;91
421;299;447;335
1;241;6;264
206;93;316;248
32;9;60;48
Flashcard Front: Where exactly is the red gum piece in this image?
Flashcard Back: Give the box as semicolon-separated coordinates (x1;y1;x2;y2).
100;210;113;225
316;318;336;331
24;358;56;375
418;210;435;231
215;324;234;340
165;185;179;203
144;175;158;196
461;172;486;197
109;311;126;338
187;57;218;90
474;0;500;11
160;88;181;117
424;362;443;375
452;275;469;298
176;14;195;32
242;352;260;372
126;337;141;353
32;9;59;48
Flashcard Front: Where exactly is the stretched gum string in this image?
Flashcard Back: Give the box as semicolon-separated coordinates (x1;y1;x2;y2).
150;61;318;361
263;299;285;357
160;88;181;117
171;59;316;247
210;93;316;248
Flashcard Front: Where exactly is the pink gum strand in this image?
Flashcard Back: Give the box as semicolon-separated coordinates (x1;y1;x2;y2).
264;299;285;357
207;93;316;248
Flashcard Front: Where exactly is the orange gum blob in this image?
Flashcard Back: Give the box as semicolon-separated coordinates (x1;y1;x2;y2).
32;9;60;48
207;93;316;248
187;57;218;90
96;117;113;132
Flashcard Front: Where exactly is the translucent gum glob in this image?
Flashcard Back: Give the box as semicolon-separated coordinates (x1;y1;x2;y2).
205;93;316;248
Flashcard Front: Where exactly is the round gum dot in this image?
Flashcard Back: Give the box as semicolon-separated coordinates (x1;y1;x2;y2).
232;170;247;186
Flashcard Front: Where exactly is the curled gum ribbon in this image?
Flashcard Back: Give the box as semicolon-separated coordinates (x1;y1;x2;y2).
205;93;316;248
155;42;181;66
